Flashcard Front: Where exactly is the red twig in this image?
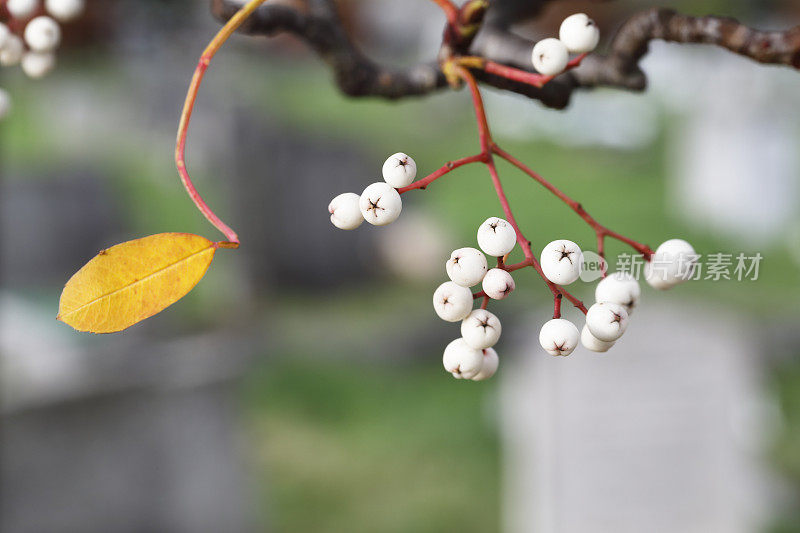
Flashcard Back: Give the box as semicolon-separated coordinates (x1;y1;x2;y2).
175;0;271;246
478;53;588;88
553;294;562;319
491;145;654;259
455;65;588;314
398;154;485;194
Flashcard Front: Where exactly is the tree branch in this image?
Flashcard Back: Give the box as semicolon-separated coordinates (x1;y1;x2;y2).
211;1;800;108
210;0;447;99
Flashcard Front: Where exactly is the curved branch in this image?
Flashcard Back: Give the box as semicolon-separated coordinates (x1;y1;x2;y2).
212;1;800;108
574;8;800;92
210;0;447;99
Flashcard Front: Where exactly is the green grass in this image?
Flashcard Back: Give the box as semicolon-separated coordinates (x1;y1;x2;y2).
242;355;500;533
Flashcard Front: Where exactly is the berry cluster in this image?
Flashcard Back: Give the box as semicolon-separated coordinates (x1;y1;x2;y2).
0;0;85;119
328;152;416;230
330;150;697;380
323;9;698;382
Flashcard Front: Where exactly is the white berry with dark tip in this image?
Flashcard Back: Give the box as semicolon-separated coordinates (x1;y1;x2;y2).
359;182;402;226
595;271;641;315
382;152;416;188
482;268;515;300
539;318;579;356
559;13;600;53
7;0;38;18
540;239;583;285
581;324;614;353
446;247;488;287
477;216;516;257
471;348;499;381
433;281;473;322
46;0;85;22
586;302;628;342
328;192;363;230
25;16;61;52
461;309;501;349
21;51;55;79
443;338;484;380
645;239;697;290
531;38;569;76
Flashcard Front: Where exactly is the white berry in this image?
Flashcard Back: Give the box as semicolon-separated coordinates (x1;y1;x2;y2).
471;348;499;381
433;281;473;322
0;23;11;51
595;271;641;316
0;35;25;66
580;324;614;353
21;51;55;79
7;0;38;19
328;192;363;230
482;268;515;300
644;261;676;290
446;247;487;287
539;318;579;356
443;338;484;380
645;239;697;289
25;16;61;52
476;216;516;257
540;239;583;285
559;13;600;53
461;309;501;350
45;0;84;21
586;302;629;342
0;88;11;121
359;182;402;226
381;152;416;188
531;38;569;76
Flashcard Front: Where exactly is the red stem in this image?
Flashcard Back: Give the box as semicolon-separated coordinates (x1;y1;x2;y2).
398;154;485;194
174;0;271;246
491;144;654;258
553;294;562;319
456;65;588;314
480;53;588;89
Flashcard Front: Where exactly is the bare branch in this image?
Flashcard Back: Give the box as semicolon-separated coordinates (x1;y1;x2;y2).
211;1;800;109
210;0;447;99
575;8;800;92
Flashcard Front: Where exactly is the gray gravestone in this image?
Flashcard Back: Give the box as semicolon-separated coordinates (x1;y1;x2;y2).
500;303;777;533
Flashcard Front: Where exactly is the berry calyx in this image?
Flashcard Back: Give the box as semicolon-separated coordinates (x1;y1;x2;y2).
482;268;515;300
460;309;501;349
446;247;488;287
540;239;583;285
539;318;579;356
585;301;629;342
477;216;517;257
359;182;402;226
433;281;474;322
381;152;417;188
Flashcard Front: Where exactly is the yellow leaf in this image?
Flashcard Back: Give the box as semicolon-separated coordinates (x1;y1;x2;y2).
58;233;218;334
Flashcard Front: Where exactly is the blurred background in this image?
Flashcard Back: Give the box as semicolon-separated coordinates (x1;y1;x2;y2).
1;0;800;532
